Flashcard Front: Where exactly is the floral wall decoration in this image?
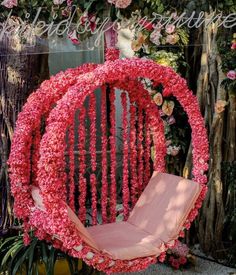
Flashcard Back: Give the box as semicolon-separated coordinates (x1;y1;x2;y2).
219;32;236;93
129;8;190;174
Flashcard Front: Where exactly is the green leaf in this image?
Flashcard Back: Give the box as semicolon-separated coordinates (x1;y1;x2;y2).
28;239;38;275
12;246;31;275
1;243;22;267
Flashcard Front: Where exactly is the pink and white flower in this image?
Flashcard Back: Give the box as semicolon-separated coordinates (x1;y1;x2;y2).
165;24;175;34
166;34;179;45
1;0;17;8
108;0;132;8
53;0;65;4
150;29;162;46
227;70;236;80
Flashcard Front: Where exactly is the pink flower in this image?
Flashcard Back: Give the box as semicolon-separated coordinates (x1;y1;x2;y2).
1;0;17;8
53;0;65;4
159;252;166;262
108;0;132;8
150;29;162;45
231;42;236;50
179;256;187;265
165;24;175;34
171;259;180;269
80;12;97;32
171;240;189;257
139;18;154;31
167;115;176;125
227;70;236;80
23;232;31;246
166;34;179;45
68;30;80;45
167;145;181;156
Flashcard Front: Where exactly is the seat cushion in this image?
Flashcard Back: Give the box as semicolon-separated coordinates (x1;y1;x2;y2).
128;172;202;243
87;221;162;260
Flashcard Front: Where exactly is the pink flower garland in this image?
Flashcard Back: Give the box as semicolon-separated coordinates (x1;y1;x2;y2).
129;103;138;206
78;107;87;224
144;114;151;187
88;92;97;225
68;124;75;211
101;86;108;223
137;106;144;193
121;91;130;220
8;63;98;224
109;87;117;222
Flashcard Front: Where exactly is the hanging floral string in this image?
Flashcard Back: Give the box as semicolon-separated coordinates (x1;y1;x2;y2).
101;86;108;223
31;126;41;187
121;91;129;220
144;113;151;187
129;103;138;206
109;87;117;222
137;106;144;194
88;92;97;225
78;107;87;224
68;123;75;211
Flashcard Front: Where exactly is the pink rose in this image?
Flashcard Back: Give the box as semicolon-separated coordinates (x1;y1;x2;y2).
167;115;176;125
1;0;17;8
166;33;179;45
165;24;175;34
171;259;180;269
227;70;236;80
179;256;187;265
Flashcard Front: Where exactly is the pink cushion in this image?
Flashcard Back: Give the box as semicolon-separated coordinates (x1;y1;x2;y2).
87;221;162;260
128;172;202;242
31;172;202;261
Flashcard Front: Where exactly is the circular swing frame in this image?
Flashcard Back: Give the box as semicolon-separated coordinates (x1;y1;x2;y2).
9;58;209;274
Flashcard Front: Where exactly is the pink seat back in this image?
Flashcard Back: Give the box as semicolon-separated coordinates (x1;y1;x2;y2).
128;172;202;242
31;186;99;251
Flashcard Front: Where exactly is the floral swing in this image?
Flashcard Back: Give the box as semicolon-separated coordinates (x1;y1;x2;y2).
8;50;209;274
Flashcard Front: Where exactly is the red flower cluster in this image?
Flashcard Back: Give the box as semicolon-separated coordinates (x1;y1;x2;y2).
8;58;209;273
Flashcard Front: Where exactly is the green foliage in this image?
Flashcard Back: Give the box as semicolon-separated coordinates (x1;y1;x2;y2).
222;161;236;267
0;234;80;275
218;32;236;93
